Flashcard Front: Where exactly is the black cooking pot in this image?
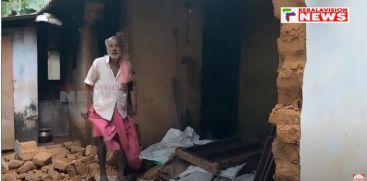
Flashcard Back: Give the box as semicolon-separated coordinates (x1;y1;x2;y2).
38;128;53;143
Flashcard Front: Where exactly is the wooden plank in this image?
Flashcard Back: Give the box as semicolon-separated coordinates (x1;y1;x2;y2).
186;137;242;153
176;148;221;175
196;142;257;158
207;144;261;160
218;151;262;170
1;35;15;150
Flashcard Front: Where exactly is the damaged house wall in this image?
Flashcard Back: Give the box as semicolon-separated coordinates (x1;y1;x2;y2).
301;0;367;180
270;0;306;180
127;0;204;146
5;26;39;142
128;0;279;145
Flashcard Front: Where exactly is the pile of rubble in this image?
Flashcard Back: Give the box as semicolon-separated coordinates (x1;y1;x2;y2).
1;140;120;181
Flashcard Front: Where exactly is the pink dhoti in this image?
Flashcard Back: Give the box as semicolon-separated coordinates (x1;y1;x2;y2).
88;106;141;169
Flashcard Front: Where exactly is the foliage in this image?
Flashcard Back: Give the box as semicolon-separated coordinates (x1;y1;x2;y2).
1;0;50;17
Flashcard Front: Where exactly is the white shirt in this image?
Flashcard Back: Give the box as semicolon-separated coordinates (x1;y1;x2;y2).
84;55;130;120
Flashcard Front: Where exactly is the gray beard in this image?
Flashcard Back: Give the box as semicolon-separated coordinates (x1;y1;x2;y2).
108;53;120;59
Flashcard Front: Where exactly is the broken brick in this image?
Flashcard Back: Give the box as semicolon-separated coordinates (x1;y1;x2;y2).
83;155;96;165
18;141;37;149
2;172;17;181
8;159;25;169
269;104;300;126
14;141;39;161
88;163;99;173
85;145;97;157
66;154;78;160
40;165;54;174
2;160;9;174
66;163;77;176
50;170;60;180
32;152;52;166
75;160;87;176
277;124;301;144
274;160;300;181
46;147;70;158
18;148;39;161
272;138;300;164
16;172;28;180
70;145;85;154
53;158;72;172
43;144;62;149
63;141;81;150
2;153;16;162
18;161;36;174
62;141;77;150
72;175;81;181
74;140;82;146
57;172;68;180
75;152;84;159
41;173;52;181
53;154;67;162
24;170;43;181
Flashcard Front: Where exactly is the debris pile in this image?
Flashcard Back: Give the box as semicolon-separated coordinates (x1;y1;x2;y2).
1;140;119;181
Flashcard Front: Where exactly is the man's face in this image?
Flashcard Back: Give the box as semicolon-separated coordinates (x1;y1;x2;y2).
106;39;121;60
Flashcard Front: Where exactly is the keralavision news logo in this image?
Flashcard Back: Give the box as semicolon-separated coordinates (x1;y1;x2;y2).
281;7;349;23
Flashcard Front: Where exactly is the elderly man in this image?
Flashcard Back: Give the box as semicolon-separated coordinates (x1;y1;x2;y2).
84;35;140;181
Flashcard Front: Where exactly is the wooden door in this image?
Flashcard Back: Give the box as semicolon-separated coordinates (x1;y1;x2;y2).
2;35;15;150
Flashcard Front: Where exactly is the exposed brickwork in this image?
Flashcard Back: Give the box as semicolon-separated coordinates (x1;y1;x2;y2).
271;1;306;180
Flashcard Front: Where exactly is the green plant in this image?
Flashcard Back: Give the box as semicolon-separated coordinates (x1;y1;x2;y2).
1;0;49;17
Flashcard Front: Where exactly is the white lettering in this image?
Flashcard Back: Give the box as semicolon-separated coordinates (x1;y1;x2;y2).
312;13;320;21
299;13;311;21
336;13;347;21
321;13;336;21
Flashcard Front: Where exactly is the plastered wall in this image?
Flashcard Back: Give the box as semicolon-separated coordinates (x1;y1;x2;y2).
301;0;367;180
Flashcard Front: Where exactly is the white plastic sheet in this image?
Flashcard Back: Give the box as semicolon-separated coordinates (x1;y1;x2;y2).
139;127;212;165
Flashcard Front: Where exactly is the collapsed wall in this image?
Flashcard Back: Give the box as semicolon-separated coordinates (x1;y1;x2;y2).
1;141;119;181
270;0;306;180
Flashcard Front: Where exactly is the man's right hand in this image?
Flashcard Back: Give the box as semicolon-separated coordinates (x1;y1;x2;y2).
81;105;91;119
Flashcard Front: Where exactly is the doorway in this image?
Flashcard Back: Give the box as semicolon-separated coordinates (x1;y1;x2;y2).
200;0;279;140
201;0;243;139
